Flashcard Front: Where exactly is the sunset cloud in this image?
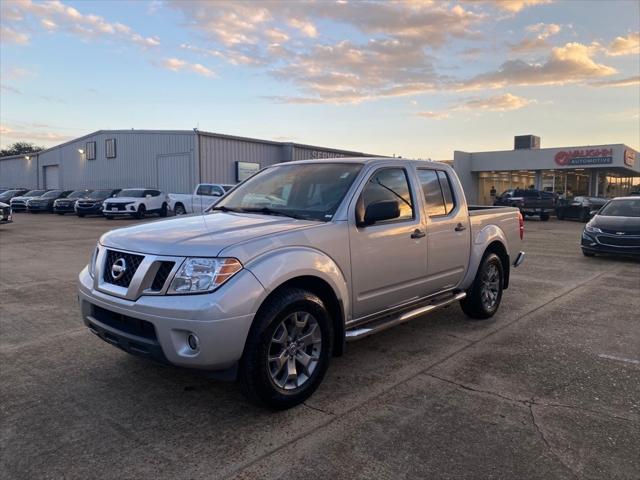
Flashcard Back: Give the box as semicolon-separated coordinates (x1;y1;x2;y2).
509;23;561;52
604;31;640;56
417;93;533;120
0;26;30;45
158;58;216;78
590;75;640;88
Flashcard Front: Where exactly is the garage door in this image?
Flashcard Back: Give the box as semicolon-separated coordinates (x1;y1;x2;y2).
156;154;192;194
43;165;60;189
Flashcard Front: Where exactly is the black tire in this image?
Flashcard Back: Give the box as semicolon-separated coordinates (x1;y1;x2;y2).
77;214;85;218
460;252;504;320
159;203;168;217
582;249;596;257
239;288;333;410
136;204;146;219
540;212;550;221
557;210;565;220
105;216;113;220
56;212;65;215
174;203;186;215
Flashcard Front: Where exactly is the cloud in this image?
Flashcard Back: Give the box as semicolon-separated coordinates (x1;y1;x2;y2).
487;0;553;13
158;58;216;77
604;32;639;56
0;26;30;45
417;93;533;119
286;18;317;38
590;75;640;88
3;0;160;49
0;122;74;147
416;111;451;120
509;23;561;52
1;84;23;95
464;42;616;89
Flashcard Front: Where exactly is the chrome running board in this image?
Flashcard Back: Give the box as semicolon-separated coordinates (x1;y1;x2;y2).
345;292;466;341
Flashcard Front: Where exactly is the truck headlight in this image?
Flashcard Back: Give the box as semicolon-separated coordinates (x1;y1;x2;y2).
88;245;99;278
168;258;242;294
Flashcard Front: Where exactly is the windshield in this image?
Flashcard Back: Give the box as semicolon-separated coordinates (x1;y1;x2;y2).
214;163;363;221
24;190;46;197
41;190;64;198
88;190;114;200
66;190;92;199
117;189;146;198
598;199;640;217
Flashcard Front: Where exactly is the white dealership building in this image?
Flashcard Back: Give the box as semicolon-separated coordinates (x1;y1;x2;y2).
454;136;639;205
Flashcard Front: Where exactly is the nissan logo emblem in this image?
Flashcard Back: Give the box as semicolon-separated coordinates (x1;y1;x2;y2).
111;258;127;280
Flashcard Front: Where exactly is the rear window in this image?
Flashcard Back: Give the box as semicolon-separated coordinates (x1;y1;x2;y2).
418;169;456;216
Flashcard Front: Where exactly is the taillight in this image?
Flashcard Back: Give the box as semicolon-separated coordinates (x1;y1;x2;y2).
518;212;524;240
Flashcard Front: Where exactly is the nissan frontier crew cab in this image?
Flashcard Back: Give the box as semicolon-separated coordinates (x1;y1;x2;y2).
78;158;525;409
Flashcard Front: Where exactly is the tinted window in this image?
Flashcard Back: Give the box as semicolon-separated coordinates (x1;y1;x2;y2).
24;190;47;196
196;185;214;196
417;169;446;216
67;190;92;199
41;190;64;198
437;171;456;214
598;199;640;217
362;168;414;221
117;189;146;198
212;186;224;196
88;190;114;199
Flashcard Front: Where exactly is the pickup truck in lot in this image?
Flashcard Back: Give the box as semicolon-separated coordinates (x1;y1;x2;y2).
78;158;525;409
168;183;234;215
494;188;556;221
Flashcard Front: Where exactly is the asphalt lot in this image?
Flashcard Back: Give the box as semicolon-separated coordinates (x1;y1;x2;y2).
1;213;639;480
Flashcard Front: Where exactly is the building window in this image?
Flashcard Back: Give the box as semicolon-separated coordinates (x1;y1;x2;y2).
105;138;116;158
86;141;96;160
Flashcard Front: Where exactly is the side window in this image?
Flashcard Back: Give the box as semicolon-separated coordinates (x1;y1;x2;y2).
211;186;224;196
196;185;213;196
361;168;414;221
417;169;446;216
86;141;96;160
151;190;161;197
437;171;456;214
105;139;116;158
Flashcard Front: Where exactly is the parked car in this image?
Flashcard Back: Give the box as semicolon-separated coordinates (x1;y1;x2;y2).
581;196;640;257
169;183;234;215
0;202;12;225
494;188;555;221
78;158;525;409
10;190;49;212
556;196;608;222
75;189;121;217
0;188;28;203
54;190;93;214
103;188;169;219
27;190;73;213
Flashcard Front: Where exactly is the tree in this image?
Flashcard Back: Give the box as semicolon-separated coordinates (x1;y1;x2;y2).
0;142;45;157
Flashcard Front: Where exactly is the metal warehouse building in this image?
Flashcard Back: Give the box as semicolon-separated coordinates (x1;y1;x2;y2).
0;129;375;193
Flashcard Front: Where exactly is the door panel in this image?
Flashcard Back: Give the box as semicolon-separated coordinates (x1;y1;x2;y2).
43;165;60;189
349;167;428;318
417;169;470;293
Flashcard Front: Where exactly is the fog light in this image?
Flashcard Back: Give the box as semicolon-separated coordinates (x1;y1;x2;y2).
187;334;199;351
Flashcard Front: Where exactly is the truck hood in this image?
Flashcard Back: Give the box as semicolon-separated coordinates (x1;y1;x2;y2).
105;198;142;204
99;212;319;257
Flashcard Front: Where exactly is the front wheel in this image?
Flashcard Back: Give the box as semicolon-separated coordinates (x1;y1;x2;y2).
136;204;146;219
540;212;550;221
159;203;168;217
174;203;186;215
460;253;504;320
239;288;333;410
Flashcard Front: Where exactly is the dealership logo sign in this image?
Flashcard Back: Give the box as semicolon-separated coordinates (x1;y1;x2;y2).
554;148;613;167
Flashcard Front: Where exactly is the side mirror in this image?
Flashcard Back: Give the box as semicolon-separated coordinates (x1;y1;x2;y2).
357;200;400;227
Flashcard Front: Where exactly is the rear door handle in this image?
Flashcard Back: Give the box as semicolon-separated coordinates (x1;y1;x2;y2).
454;223;467;232
411;229;426;239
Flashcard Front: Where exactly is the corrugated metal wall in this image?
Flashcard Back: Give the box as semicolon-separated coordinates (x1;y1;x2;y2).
1;131;197;193
198;134;283;184
0;155;38;188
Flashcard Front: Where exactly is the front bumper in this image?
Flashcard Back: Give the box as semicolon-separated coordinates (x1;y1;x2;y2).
54;203;75;213
27;203;52;212
581;231;640;256
10;202;27;211
75;204;103;215
78;266;265;370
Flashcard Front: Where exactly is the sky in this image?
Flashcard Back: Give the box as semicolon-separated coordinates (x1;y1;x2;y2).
0;0;638;159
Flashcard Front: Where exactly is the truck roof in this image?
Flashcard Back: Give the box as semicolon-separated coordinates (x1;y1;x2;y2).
285;157;449;168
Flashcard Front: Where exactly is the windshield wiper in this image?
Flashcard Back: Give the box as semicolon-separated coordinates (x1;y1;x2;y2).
240;207;303;220
209;205;243;213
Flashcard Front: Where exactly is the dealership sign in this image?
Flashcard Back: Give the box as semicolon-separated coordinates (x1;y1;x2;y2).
624;149;635;167
554;148;613;166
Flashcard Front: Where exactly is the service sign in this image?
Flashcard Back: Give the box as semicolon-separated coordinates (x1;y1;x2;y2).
624;149;635;167
236;161;260;182
311;150;346;159
554;148;613;167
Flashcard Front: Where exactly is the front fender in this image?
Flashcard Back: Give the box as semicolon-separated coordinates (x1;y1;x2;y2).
244;246;350;324
460;224;509;290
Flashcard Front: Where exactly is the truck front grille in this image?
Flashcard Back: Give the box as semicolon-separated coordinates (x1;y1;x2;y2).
151;261;175;291
105;203;126;211
103;250;144;288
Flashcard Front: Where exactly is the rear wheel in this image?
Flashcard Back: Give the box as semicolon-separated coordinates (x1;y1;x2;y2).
56;212;65;215
174;203;186;215
136;204;146;219
159;203;168;217
239;288;332;410
461;253;504;320
556;210;565;220
77;214;85;218
540;212;550;221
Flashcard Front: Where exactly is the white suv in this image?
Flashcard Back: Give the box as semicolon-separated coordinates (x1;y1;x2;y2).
103;188;169;219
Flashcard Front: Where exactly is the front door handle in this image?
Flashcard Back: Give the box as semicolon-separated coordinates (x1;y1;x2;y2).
411;229;426;239
454;223;467;232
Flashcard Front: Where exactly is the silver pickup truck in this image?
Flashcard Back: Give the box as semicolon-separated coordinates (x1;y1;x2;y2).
78;158;525;409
